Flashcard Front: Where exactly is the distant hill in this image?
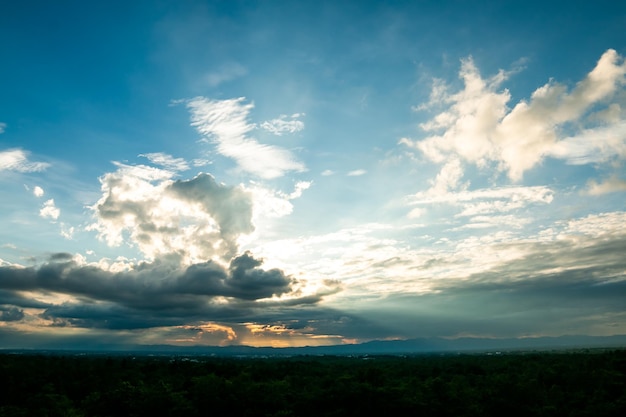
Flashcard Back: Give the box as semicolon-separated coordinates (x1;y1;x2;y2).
6;334;625;356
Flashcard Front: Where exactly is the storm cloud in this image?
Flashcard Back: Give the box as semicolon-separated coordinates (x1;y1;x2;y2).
0;251;338;330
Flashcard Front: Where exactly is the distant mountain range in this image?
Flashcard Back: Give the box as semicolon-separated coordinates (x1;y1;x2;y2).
8;335;625;356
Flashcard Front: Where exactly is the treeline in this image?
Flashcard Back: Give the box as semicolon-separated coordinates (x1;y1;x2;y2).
0;350;625;416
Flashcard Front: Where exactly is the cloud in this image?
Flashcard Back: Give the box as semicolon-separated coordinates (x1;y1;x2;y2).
362;269;626;339
427;158;465;195
559;211;626;238
347;169;367;176
192;158;212;167
160;323;238;346
39;199;60;221
168;173;255;257
225;251;293;300
407;207;426;219
88;163;254;264
0;306;24;322
203;62;247;87
33;186;44;197
308;211;626;340
287;181;312;199
0;148;50;173
187;97;306;179
139;153;190;171
402;49;626;183
548;121;626;165
260;114;305;135
407;185;554;216
242;181;312;224
0;251;339;331
451;214;531;230
60;224;75;240
241;321;345;348
321;169;335;176
585;176;626;195
0;122;5;134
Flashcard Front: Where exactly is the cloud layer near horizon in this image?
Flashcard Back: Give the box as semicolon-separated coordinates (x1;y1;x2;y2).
0;251;340;331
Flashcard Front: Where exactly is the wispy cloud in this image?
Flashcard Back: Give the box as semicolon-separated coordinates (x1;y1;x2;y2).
187;97;306;179
60;224;74;240
260;114;305;136
192;158;212;167
548;122;626;165
408;185;554;216
0;122;6;134
203;62;247;87
347;169;367;176
139;153;190;172
0;148;50;173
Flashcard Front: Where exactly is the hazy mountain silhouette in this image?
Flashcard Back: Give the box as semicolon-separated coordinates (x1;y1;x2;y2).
8;335;625;356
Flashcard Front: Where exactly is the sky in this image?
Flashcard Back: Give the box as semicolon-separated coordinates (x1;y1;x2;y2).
1;0;625;349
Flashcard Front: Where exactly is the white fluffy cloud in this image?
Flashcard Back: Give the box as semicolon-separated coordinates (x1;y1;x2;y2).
33;186;44;197
402;49;626;182
88;162;254;265
187;97;306;179
0;149;50;173
39;199;60;221
245;180;312;221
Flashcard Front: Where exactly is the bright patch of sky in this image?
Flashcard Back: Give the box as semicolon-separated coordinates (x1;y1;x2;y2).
1;0;625;349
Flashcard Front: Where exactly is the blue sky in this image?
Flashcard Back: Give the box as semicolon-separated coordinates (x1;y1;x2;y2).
1;0;625;348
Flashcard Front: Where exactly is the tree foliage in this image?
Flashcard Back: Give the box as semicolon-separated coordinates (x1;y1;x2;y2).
0;350;625;416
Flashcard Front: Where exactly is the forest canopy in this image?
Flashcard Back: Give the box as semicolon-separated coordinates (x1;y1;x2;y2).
0;350;625;417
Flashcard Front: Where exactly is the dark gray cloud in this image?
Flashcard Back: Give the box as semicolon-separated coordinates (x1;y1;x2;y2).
49;252;74;262
227;252;293;299
0;306;24;322
0;289;51;309
0;251;338;330
168;173;254;241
